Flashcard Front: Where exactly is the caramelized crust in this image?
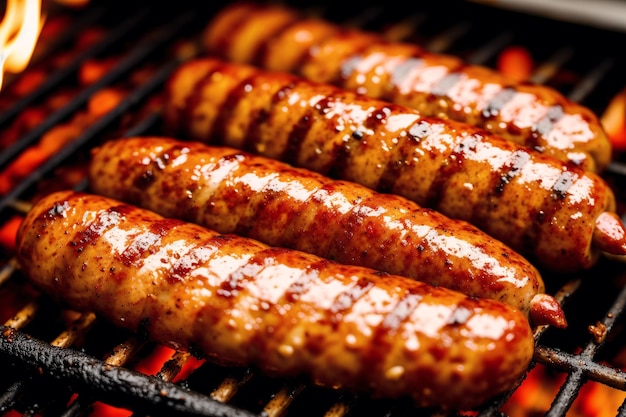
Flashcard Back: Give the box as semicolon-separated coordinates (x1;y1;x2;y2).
16;190;535;411
162;58;625;272
89;136;566;327
202;1;611;173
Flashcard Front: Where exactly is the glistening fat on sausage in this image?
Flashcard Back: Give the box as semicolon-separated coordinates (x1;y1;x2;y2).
88;136;565;328
201;1;612;173
162;57;626;273
16;190;536;411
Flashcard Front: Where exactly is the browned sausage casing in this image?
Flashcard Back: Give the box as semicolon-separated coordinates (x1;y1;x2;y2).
88;136;565;327
201;1;612;173
16;190;535;411
162;58;626;273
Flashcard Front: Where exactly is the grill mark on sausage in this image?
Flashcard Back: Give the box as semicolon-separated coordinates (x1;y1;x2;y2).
388;57;425;94
45;199;70;219
515;169;578;256
482;87;516;118
233;169;289;237
533;105;564;152
377;120;432;194
182;62;227;141
281;94;329;167
169;236;220;284
130;144;188;195
118;219;178;267
551;170;578;200
340;53;367;82
447;303;473;326
69;205;126;255
329;277;375;323
431;72;464;97
252;16;300;67
213;73;258;144
217;246;291;299
283;107;315;165
327;104;391;182
521;170;577;252
424;133;478;210
284;258;330;302
381;290;422;332
365;289;423;370
211;3;263;60
494;149;532;194
328;33;383;86
289;26;340;73
245;80;298;154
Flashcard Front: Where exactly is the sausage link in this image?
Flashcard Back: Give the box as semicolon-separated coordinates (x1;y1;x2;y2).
201;1;612;173
88;136;565;327
162;58;626;273
16;190;535;411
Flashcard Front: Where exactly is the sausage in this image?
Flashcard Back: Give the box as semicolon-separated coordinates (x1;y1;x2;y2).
162;57;626;273
88;136;565;328
15;190;535;411
200;1;612;173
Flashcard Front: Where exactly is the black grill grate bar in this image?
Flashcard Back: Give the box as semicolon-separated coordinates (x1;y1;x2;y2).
426;21;473;54
531;272;626;415
0;7;192;174
0;6;151;132
61;336;148;417
547;368;586;417
0;54;187;215
535;272;626;390
567;57;616;103
465;31;514;65
476;276;583;416
529;46;575;85
0;310;97;415
0;326;261;417
0;4;116;128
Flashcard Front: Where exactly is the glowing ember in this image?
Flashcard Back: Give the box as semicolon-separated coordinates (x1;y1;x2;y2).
601;87;626;151
53;0;90;6
0;0;45;90
497;45;534;82
504;363;626;416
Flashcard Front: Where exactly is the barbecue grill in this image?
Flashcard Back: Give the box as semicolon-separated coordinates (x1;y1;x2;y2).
1;1;626;416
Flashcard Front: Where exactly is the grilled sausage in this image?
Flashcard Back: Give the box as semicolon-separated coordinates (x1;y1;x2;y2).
88;136;565;328
16;190;535;411
162;57;626;273
201;1;612;173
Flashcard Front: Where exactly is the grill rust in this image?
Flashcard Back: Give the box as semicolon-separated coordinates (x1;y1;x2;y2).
1;1;626;416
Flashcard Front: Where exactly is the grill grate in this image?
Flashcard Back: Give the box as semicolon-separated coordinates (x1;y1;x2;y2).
1;1;626;416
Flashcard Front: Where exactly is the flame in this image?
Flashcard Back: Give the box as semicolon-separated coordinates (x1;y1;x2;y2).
0;0;45;90
53;0;90;7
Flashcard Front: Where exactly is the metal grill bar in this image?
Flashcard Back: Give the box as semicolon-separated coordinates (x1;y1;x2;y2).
0;56;185;214
0;326;261;417
0;6;194;170
0;6;147;131
0;1;625;416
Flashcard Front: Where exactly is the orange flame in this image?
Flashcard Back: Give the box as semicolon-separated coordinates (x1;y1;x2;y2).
53;0;90;7
0;0;46;90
